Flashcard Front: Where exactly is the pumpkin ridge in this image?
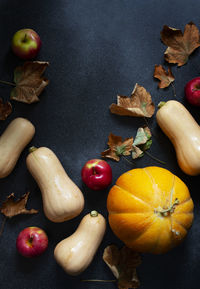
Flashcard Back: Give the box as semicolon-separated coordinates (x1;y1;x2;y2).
109;211;153;216
168;175;175;207
172;213;194;229
168;177;175;233
172;219;188;233
115;184;153;210
176;197;191;206
143;167;161;205
174;211;194;215
124;214;158;244
148;216;165;253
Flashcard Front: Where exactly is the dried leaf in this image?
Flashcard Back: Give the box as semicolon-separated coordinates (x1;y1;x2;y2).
103;245;141;289
0;98;12;120
11;61;49;104
132;146;144;159
0;192;38;218
110;83;155;118
154;65;175;88
132;126;152;160
161;22;200;66
101;133;133;161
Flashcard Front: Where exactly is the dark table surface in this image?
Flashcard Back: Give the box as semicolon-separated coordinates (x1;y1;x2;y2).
0;0;200;288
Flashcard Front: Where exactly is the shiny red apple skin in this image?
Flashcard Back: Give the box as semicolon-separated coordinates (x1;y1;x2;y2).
11;29;41;60
16;227;48;258
81;159;112;190
185;77;200;106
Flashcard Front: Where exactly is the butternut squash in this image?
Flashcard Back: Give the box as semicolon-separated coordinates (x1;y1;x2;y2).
156;100;200;175
54;211;106;275
26;147;84;222
0;117;35;178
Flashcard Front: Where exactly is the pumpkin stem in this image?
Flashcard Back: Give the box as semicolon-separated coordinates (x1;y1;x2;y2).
155;198;179;216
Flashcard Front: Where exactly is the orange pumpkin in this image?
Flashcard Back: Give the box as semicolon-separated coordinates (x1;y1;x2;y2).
107;166;194;254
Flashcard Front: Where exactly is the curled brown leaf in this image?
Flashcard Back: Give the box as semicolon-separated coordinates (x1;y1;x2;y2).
10;61;49;104
110;83;155;118
101;133;133;161
103;245;141;289
160;22;200;66
0;192;38;218
154;65;175;88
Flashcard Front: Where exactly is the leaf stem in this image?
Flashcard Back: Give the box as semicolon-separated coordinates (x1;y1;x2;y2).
0;80;15;87
144;151;166;165
171;82;177;99
0;216;7;237
82;279;116;282
143;117;150;128
122;155;135;165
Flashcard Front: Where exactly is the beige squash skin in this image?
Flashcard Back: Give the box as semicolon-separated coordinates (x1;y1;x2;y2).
54;212;106;275
156;100;200;176
26;147;84;222
0;117;35;178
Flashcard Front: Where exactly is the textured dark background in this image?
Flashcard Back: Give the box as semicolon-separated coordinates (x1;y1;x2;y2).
0;0;200;288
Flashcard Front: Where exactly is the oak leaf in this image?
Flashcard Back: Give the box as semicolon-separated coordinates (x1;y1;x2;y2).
101;133;133;161
103;245;141;289
10;61;49;104
110;83;155;118
0;192;38;218
0;98;12;120
154;65;175;88
160;22;200;66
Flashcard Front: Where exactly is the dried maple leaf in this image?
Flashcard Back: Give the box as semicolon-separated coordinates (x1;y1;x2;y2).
154;65;175;88
161;22;200;66
132;126;152;159
103;245;141;289
101;133;133;161
110;83;155;118
0;98;12;120
0;192;38;218
10;61;49;104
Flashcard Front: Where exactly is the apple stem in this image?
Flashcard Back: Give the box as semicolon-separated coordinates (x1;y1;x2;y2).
29;235;34;244
0;216;7;237
0;80;15;87
92;167;96;175
23;33;27;43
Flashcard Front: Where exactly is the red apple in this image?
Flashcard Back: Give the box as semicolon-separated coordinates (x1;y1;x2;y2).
81;159;112;190
185;77;200;106
11;29;41;60
16;227;48;258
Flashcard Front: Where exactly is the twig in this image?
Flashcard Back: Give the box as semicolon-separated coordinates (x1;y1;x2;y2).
0;80;15;87
144;151;166;165
143;117;150;128
0;216;7;237
122;155;135;165
171;82;177;99
82;279;116;282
